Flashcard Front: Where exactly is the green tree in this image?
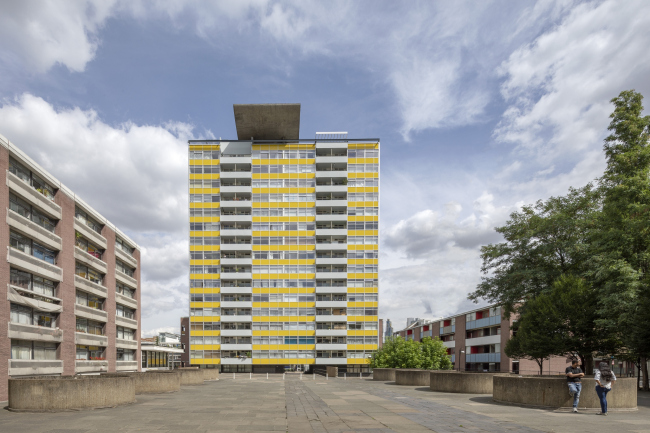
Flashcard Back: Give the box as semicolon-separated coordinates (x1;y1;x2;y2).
592;89;650;389
420;337;453;370
369;337;422;369
505;291;564;375
469;185;600;317
369;336;453;370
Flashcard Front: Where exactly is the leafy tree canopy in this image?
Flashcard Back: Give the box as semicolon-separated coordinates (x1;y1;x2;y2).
369;336;452;370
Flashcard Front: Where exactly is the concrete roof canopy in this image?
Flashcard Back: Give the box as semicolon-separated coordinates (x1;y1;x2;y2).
233;104;300;140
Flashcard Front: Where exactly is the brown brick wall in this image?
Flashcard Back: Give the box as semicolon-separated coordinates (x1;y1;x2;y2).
0;145;10;401
455;314;466;371
55;191;77;376
102;226;117;371
500;308;512;372
181;317;189;366
132;247;141;371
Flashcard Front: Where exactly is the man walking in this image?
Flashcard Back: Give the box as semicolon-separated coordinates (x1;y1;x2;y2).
566;358;584;412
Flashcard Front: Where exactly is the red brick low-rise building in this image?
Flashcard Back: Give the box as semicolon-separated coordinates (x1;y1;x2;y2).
0;134;141;401
394;305;570;375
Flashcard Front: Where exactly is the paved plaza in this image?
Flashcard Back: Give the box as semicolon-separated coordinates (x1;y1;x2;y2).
1;375;649;433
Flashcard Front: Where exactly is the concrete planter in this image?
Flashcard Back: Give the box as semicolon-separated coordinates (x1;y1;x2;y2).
372;368;396;381
430;371;504;394
179;369;204;386
202;368;220;381
8;376;135;412
102;371;181;394
493;376;638;411
395;369;430;386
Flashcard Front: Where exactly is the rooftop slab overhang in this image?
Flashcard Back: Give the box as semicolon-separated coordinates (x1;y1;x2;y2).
233;104;300;140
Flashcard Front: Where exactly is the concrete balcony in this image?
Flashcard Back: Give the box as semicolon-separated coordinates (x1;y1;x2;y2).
220;287;253;294
220;315;252;322
315;287;347;294
74;218;107;249
220;272;252;279
116;270;138;289
8;285;63;313
220;258;252;265
75;304;108;323
316;272;347;279
8;322;63;343
116;315;138;330
116;361;139;371
440;325;455;335
316;315;347;322
221;301;252;308
75;332;108;347
315;185;347;193
116;338;138;350
315;329;347;336
442;340;456;348
220;214;252;222
221;358;252;365
221;200;252;208
315;358;347;365
315;200;347;207
116;292;138;310
75;360;108;373
316;301;347;308
7;247;62;282
6;170;61;219
221;330;252;337
315;171;348;178
74;247;108;274
220;244;252;251
315;214;347;221
315;156;347;164
465;353;501;363
221;344;252;350
315;258;347;265
9;359;64;376
315;229;347;236
220;229;252;237
316;142;348;149
315;243;348;251
465;334;501;346
115;247;137;268
74;275;108;298
7;208;61;251
220;156;252;164
220;185;252;193
220;171;252;179
316;344;347;350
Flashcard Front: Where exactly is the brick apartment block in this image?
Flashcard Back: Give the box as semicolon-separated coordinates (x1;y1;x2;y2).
0;134;141;401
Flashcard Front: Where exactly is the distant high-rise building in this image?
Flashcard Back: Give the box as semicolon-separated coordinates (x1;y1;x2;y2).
187;104;380;372
384;319;393;341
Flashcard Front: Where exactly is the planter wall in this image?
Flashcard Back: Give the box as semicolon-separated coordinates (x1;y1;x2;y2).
395;369;430;386
202;368;220;381
372;368;396;381
101;371;181;394
8;376;135;412
326;366;338;378
430;371;504;394
179;369;204;386
493;376;637;410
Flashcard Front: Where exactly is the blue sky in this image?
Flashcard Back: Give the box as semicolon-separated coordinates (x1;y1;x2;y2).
1;0;649;335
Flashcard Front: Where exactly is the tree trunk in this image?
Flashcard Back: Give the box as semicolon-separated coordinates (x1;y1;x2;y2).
641;356;650;391
638;358;642;388
537;359;544;376
583;354;594;375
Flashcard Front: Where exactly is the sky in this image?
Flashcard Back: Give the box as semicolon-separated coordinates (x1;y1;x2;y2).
1;0;649;336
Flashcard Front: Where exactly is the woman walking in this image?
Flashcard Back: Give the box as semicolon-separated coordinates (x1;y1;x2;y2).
595;361;616;415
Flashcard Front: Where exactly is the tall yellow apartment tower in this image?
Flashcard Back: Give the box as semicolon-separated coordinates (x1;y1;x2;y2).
188;104;379;373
